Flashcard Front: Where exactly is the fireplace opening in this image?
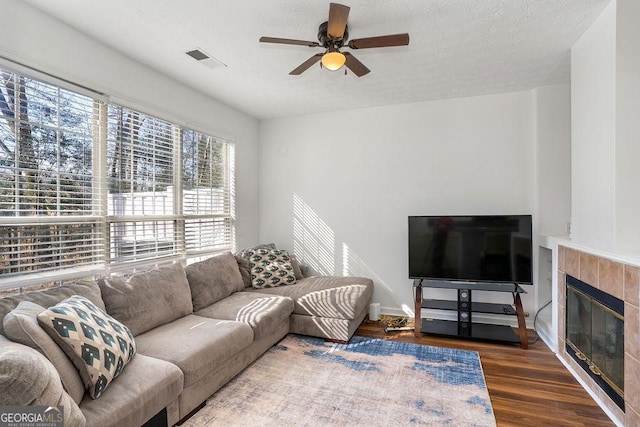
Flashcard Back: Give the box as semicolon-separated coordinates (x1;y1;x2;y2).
565;275;624;411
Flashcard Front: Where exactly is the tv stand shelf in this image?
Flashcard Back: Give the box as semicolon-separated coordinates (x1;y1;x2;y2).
413;280;528;349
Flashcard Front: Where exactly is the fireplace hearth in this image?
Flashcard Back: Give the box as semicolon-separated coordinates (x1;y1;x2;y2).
565;274;624;410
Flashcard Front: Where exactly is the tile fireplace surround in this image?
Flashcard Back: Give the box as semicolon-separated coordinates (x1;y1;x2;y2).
558;245;640;426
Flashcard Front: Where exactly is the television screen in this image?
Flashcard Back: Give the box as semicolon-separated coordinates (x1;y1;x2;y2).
408;215;532;284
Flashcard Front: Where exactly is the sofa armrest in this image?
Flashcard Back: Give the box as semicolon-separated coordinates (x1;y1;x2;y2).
0;335;86;426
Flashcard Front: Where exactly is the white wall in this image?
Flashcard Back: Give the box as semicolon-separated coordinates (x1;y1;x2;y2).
0;0;261;248
614;0;640;254
535;84;571;237
570;0;617;252
571;0;640;257
534;83;572;329
259;91;538;315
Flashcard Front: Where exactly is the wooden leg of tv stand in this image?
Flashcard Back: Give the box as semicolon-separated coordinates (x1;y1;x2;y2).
514;292;528;349
414;286;422;338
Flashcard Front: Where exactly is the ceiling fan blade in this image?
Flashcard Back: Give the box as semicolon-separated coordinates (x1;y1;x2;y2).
260;36;320;48
289;53;323;75
327;3;350;39
348;33;410;49
343;53;370;77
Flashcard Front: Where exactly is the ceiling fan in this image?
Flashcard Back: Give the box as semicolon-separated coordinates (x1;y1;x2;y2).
259;3;409;77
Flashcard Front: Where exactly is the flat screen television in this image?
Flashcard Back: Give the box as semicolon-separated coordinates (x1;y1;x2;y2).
408;215;532;285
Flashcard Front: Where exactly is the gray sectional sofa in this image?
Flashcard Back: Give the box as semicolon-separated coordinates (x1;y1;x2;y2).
0;250;373;427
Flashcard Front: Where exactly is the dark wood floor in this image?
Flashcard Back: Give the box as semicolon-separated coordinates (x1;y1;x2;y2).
355;319;614;427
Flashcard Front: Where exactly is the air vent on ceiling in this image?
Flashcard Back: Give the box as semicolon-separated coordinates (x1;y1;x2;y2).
186;48;227;69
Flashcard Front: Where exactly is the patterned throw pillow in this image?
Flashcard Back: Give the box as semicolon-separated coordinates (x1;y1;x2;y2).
249;249;297;288
37;295;136;399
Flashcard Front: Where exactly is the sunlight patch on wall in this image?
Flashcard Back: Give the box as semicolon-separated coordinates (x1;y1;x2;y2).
343;242;411;316
342;242;369;278
293;194;335;275
342;242;390;285
401;304;415;318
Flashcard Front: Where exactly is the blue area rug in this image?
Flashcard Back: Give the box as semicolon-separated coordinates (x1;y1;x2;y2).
185;334;496;426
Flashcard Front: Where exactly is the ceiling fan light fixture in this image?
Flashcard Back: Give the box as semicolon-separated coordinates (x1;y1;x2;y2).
321;51;346;71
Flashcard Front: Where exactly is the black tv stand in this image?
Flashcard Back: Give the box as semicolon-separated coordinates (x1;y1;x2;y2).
413;279;528;349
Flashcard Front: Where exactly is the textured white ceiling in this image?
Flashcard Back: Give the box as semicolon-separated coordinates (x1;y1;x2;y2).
22;0;610;119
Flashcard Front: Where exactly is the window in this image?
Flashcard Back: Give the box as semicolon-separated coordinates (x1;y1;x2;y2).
0;69;103;282
182;130;234;255
106;105;179;265
0;65;235;288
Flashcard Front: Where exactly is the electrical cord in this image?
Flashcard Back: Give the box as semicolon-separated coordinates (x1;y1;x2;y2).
366;315;412;339
529;299;553;345
381;315;410;329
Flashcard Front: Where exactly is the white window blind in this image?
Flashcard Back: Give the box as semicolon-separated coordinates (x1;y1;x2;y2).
106;105;180;264
182;130;233;255
0;69;104;281
0;65;236;288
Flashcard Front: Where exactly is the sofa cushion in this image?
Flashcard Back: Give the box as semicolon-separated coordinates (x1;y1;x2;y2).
80;353;183;427
185;252;244;311
98;263;193;336
37;296;136;399
3;301;85;404
248;249;297;288
195;292;294;339
0;337;86;426
0;280;105;336
244;276;374;320
134;314;253;388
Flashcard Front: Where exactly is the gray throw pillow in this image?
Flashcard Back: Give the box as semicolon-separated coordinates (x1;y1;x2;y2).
235;243;276;259
289;254;304;280
299;263;311;278
0;339;86;426
235;255;253;288
3;301;85;404
98;263;193;336
185;252;245;311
